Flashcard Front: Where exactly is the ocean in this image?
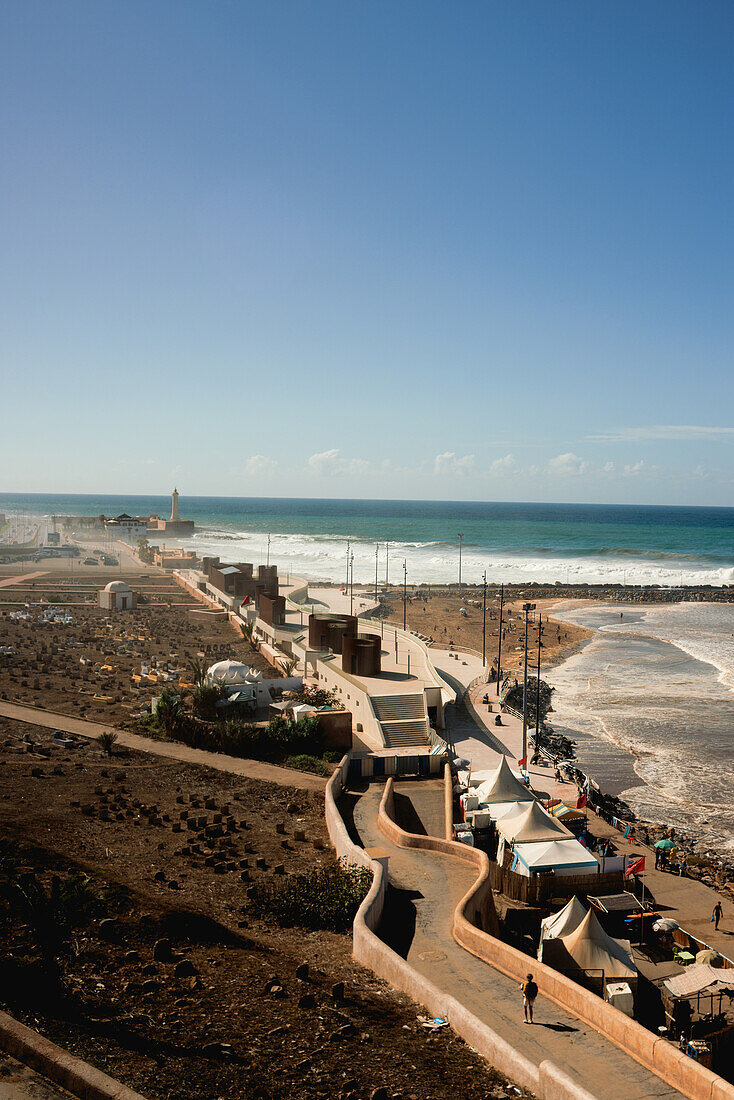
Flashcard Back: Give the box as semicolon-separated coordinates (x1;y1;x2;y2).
2;493;734;588
549;603;734;855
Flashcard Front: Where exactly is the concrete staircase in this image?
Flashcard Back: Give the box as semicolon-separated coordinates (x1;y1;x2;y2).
371;693;429;748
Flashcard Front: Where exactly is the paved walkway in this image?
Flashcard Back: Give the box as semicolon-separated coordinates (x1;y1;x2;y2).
0;701;326;792
0;1052;72;1098
352;780;679;1100
0;571;49;588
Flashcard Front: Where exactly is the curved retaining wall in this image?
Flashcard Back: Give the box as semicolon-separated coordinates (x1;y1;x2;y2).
325;758;592;1099
376;770;734;1100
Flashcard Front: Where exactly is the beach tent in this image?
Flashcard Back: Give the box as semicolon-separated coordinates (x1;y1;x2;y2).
513;839;599;877
497;801;573;844
540;896;588;941
474;757;533;804
557;909;636;982
482;799;532;822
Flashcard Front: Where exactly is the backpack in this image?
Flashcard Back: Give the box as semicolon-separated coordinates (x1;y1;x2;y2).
524;981;538;1001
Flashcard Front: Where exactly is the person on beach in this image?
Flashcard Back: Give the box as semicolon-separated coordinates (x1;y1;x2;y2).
679;854;687;877
521;974;538;1023
713;901;723;930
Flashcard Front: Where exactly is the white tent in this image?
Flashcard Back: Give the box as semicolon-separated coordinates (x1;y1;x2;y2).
206;659;262;686
512;839;599;877
497;801;573;844
474;757;533;804
540;896;587;941
557;909;636;982
482;799;531;822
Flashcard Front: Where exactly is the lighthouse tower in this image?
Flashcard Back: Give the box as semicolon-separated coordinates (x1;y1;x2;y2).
170;488;180;522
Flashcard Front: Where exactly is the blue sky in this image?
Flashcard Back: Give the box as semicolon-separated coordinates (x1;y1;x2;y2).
2;1;733;504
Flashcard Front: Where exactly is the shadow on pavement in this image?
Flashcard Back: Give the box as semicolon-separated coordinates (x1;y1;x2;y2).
379;883;420;958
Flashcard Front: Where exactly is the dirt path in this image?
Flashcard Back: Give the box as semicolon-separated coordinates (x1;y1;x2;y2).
0;700;327;792
352;780;680;1100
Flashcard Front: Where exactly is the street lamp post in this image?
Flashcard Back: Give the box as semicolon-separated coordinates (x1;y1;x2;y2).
458;533;464;587
374;543;379;604
266;533;271;567
521;602;536;776
385;541;390;587
349;553;354;615
403;560;407;631
495;583;505;696
345;539;350;592
535;614;543;746
481;570;487;670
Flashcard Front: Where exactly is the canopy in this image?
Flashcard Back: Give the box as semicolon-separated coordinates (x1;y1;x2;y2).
206;659;262;685
483;799;532;823
548;802;586;822
654;838;676;850
558;909;637;981
664;963;734;999
498;801;573;844
474;757;533;804
540;896;588;941
514;839;599;875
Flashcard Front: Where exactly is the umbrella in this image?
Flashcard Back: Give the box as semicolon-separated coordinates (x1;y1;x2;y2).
654;839;676;850
696;949;724;967
653;918;679;933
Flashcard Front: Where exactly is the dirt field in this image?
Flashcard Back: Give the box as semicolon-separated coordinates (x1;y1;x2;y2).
0;572;274;724
380;588;591;675
0;718;521;1100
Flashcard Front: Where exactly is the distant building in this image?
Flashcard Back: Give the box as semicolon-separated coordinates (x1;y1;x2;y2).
152;545;200;570
99;580;136;611
104;514;149;543
147;489;195;538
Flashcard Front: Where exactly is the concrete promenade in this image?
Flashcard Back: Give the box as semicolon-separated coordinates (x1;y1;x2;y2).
352;779;679;1099
0;701;326;792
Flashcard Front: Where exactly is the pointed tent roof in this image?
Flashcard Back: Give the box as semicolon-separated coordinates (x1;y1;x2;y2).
558;909;636;982
475;757;533;804
515;839;598;873
498;800;573;844
540;896;588;940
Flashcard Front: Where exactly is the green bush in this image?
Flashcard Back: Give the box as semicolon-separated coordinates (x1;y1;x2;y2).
285;754;331;776
247;859;372;932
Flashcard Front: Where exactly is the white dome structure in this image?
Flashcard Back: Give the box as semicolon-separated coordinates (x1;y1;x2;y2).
99;579;135;611
206;659;262;686
105;580;131;593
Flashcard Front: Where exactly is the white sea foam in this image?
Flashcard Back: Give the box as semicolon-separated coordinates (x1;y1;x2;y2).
167;527;734;587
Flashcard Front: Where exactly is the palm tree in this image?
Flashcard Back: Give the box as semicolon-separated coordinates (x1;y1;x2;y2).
5;872;105;980
188;657;208;687
98;731;118;756
154;689;184;736
280;658;297;677
191;681;225;718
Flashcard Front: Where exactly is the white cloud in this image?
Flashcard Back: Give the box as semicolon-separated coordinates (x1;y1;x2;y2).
243;454;277;477
307;449;370;476
433;451;475;476
603;461;615;473
623;460;645;476
588;425;734;443
547;452;588;477
489;453;518;476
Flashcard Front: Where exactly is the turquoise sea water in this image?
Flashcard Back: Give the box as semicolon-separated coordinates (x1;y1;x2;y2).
2;494;734;586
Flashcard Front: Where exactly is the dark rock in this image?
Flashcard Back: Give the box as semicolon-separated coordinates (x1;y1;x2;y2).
331;981;345;1001
296;963;309;981
298;993;316;1009
98;918;119;942
153;938;173;962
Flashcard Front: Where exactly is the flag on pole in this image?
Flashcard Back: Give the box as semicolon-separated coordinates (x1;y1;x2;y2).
518;756;527;767
576;792;587;809
626;856;645;877
242;595;251;605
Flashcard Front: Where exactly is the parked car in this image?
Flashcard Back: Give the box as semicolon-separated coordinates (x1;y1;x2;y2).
83;557;99;565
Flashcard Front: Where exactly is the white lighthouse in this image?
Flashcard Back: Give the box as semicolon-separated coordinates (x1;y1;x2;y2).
170;488;180;522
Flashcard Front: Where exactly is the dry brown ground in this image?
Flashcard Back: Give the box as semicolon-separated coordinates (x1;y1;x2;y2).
0;573;274;725
380;589;591;675
0;719;522;1100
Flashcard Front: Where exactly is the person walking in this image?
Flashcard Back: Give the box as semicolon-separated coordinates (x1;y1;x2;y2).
713;901;723;930
521;973;538;1024
679;853;687;877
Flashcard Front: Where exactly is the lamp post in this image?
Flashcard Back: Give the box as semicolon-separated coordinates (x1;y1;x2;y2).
521;602;536;776
374;543;379;604
458;533;464;587
496;583;505;696
535;615;544;748
266;533;271;568
481;570;487;670
385;541;390;587
349;552;354;616
403;560;407;631
345;539;350;592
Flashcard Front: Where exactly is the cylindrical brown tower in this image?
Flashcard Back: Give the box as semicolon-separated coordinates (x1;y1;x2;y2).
342;632;382;676
308;613;358;653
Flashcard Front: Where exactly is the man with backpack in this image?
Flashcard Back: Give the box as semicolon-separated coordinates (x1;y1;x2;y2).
521;973;538;1024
